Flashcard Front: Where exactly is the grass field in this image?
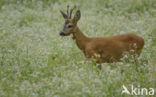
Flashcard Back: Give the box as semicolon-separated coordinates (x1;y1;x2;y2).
0;0;156;97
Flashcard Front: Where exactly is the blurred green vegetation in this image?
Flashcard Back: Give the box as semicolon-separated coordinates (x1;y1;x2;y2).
0;0;156;97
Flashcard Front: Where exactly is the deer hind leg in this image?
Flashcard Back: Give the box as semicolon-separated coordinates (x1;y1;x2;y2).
133;49;142;64
132;50;142;71
133;54;138;64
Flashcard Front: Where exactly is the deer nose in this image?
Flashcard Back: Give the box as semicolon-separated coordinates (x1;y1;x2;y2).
59;32;66;36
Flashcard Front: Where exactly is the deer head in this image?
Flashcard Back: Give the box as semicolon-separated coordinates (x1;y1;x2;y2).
59;5;81;36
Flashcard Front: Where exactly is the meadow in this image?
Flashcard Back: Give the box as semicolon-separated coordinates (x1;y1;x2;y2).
0;0;156;97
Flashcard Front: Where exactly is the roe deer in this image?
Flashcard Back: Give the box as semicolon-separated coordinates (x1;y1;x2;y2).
59;5;144;69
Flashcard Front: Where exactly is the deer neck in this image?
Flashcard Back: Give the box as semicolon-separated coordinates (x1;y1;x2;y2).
72;26;89;50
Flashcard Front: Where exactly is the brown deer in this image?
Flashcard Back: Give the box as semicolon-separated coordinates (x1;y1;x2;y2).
59;5;145;69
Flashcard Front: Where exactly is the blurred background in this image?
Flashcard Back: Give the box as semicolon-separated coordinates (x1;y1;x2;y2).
0;0;156;97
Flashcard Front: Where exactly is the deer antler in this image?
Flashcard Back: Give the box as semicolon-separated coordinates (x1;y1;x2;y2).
62;5;76;19
67;5;69;18
70;5;76;18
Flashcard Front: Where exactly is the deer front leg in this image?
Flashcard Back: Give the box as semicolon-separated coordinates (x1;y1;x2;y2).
84;51;92;62
85;50;102;69
96;58;102;70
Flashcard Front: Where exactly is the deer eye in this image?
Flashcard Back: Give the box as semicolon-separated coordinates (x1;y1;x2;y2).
68;25;73;28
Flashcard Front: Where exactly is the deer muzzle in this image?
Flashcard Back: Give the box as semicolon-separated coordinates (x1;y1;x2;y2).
59;32;66;36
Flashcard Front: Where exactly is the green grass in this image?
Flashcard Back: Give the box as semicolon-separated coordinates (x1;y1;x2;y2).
0;0;156;97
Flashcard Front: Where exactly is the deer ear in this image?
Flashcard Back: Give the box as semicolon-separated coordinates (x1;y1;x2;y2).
60;10;68;19
74;10;81;22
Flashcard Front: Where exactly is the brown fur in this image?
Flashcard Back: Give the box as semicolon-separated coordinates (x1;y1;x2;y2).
72;26;144;63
